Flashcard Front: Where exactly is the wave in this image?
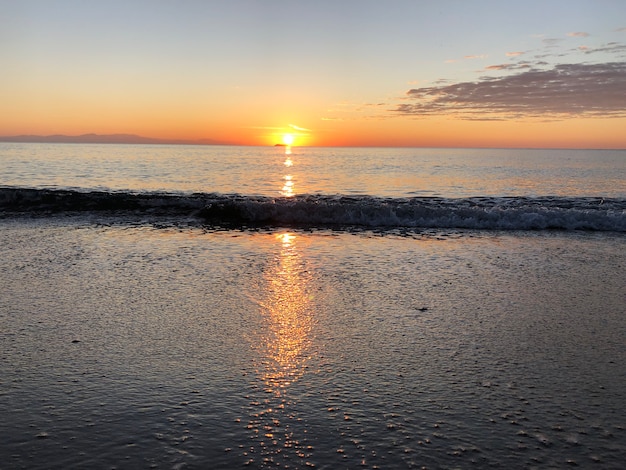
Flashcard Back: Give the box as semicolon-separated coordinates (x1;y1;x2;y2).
1;187;625;232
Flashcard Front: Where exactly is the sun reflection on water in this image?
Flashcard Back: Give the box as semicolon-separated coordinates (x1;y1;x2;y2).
243;232;316;466
280;152;295;196
281;174;294;197
261;232;312;391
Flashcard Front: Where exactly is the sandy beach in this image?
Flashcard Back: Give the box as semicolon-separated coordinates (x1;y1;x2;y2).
1;217;624;468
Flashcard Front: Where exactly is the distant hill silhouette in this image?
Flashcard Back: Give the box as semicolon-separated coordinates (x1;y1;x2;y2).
0;133;227;145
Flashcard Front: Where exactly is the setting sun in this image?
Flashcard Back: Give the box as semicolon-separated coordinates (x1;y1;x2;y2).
2;2;625;149
282;134;295;146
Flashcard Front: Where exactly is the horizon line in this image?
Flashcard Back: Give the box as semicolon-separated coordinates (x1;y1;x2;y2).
0;133;624;151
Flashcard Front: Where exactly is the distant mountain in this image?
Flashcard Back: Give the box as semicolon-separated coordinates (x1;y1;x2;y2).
0;133;227;145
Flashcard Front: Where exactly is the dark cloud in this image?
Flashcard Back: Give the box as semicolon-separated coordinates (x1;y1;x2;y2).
581;42;626;56
485;62;531;71
542;38;563;47
395;62;626;120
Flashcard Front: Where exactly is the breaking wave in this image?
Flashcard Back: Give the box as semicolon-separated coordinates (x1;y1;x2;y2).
1;187;624;232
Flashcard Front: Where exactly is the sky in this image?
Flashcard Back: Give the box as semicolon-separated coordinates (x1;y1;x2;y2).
1;0;626;148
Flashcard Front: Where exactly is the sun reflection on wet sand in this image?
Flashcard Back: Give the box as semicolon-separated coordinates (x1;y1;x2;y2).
261;233;312;390
244;233;316;467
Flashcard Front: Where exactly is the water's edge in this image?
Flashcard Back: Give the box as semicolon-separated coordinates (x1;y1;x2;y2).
1;187;624;232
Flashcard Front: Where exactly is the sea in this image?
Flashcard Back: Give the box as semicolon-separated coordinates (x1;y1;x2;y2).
1;143;625;469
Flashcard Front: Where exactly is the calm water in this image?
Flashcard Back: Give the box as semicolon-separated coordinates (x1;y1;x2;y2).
1;144;625;469
1;143;625;197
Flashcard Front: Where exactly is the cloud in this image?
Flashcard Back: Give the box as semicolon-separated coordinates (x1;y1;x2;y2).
464;54;487;60
542;38;563;47
485;63;531;71
289;124;310;132
568;31;590;38
394;62;626;120
506;51;525;57
580;42;626;55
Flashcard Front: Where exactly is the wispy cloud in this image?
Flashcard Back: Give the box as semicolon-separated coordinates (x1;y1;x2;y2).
464;54;487;60
288;124;310;132
568;31;590;38
580;42;626;56
542;37;563;47
506;51;525;57
485;62;532;71
447;54;487;63
394;62;626;120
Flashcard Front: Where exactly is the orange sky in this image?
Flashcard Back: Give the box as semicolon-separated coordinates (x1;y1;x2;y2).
2;1;625;148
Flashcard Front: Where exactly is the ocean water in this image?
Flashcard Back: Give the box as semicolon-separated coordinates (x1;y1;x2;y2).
1;143;625;199
1;143;625;469
1;143;625;232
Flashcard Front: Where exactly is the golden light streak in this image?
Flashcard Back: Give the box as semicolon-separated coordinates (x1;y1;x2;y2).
281;174;294;197
245;232;316;463
260;232;312;392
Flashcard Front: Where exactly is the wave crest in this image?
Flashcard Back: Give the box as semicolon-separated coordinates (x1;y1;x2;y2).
1;187;624;231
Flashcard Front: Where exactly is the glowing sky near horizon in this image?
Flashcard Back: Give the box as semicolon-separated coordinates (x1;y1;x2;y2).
1;0;625;147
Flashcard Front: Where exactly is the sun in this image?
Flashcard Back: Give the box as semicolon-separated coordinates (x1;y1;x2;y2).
282;134;295;146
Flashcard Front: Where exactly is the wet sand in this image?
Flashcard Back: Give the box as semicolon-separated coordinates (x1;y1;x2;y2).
1;217;625;469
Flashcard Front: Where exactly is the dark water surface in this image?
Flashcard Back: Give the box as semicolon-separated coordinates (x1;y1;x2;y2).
1;218;624;469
